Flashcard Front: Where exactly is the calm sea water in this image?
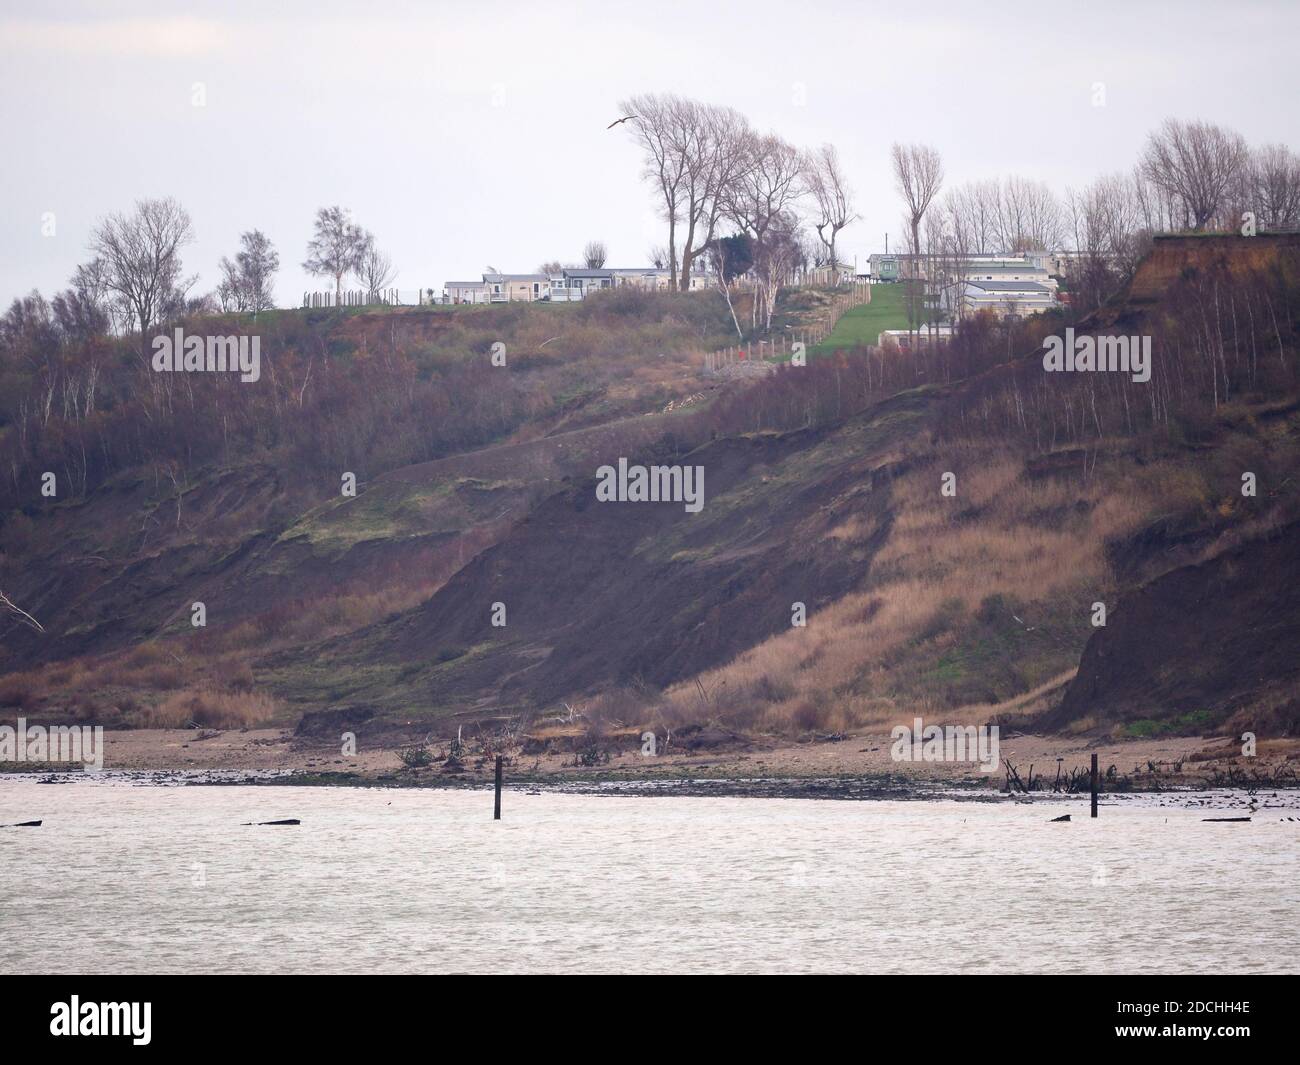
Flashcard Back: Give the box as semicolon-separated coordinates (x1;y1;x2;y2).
1;780;1296;974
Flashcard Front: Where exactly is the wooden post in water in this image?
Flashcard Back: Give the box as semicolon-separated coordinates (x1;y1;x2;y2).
494;755;502;820
1090;753;1099;818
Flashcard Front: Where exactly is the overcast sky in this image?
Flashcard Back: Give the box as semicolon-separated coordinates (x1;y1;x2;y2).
3;0;1298;308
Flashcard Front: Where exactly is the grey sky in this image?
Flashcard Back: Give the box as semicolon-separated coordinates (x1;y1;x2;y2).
3;0;1297;308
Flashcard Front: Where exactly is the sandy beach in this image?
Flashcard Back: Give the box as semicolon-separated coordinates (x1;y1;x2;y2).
6;726;1294;798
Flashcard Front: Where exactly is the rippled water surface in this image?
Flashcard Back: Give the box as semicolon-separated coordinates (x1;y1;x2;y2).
2;781;1296;973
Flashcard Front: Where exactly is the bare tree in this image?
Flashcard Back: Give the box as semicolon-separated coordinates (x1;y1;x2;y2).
1065;172;1150;312
942;180;1001;257
216;230;279;314
621;93;753;291
66;258;118;335
236;230;279;313
88;197;194;350
583;241;608;268
621;93;690;290
356;234;396;302
216;256;246;313
1131;164;1178;236
1140;118;1249;230
805;143;857;270
678;101;753;291
303;206;368;305
750;213;804;331
931;197;972;324
892;143;945;260
728;131;804;326
1248;143;1300;230
891;143;944;344
995;176;1065;253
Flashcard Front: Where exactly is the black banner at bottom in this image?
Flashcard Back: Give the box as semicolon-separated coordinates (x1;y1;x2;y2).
0;974;1289;1051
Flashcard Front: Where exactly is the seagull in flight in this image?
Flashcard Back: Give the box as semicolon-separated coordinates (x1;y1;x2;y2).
606;115;637;129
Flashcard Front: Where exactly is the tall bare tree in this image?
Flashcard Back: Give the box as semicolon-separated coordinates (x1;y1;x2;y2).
621;93;690;290
677;102;753;291
583;240;608;268
931;197;972;324
88;197;194;350
805;143;857;270
1140;118;1249;230
728;131;804;327
621;93;753;291
892;143;944;261
303;206;368;305
891;143;944;343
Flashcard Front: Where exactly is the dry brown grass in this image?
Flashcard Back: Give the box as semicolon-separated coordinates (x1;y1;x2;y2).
659;442;1207;737
0;568;443;729
136;686;279;729
951;668;1079;724
208;579;442;655
0;670;38;710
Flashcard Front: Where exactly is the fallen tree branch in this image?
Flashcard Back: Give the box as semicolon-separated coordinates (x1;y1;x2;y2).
0;590;44;633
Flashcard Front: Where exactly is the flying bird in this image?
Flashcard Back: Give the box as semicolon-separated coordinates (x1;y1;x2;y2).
606;115;637;129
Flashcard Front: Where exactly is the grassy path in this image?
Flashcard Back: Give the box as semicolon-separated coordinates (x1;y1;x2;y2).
812;284;935;353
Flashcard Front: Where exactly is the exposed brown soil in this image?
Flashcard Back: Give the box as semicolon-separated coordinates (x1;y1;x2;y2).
1047;520;1300;734
303;392;924;719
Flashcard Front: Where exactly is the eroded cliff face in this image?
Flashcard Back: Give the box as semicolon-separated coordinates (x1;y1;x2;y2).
1048;521;1300;736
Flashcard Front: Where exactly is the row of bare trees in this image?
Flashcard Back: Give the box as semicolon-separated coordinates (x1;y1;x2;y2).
618;93;858;336
912;120;1300;265
946;252;1300;457
891;119;1300;338
693;243;1299;454
63;197;400;349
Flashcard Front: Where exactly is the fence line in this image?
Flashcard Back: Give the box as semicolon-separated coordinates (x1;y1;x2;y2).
302;288;405;309
703;283;871;374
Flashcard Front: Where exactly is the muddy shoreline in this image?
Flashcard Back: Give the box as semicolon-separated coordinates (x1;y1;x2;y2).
6;768;1300;813
3;724;1298;807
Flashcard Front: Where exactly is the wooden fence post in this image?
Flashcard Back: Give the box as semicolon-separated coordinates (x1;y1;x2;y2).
494;755;502;820
1090;753;1099;818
